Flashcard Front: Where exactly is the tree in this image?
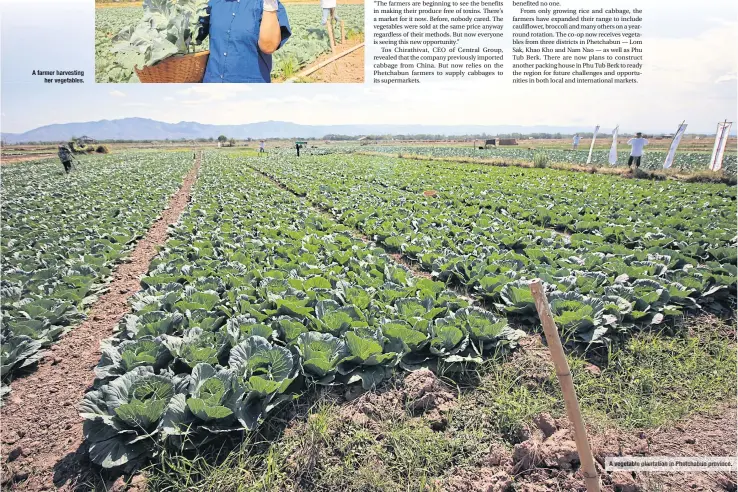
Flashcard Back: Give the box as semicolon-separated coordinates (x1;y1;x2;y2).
217;135;227;143
229;138;236;147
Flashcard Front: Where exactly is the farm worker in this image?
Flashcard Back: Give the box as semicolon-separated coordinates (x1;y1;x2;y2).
296;142;301;157
321;0;345;51
259;140;265;153
196;0;291;83
572;134;580;150
57;143;76;175
627;132;649;168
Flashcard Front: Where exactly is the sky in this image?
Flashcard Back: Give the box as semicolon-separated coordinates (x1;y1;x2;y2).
0;0;736;135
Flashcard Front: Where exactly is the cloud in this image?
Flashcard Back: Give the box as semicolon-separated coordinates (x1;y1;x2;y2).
642;23;738;90
176;85;252;105
109;90;126;98
715;72;737;84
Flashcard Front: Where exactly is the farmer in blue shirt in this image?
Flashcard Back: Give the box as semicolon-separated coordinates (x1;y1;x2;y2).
197;0;291;83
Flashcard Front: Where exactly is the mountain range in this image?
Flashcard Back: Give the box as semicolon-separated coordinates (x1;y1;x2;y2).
2;118;612;143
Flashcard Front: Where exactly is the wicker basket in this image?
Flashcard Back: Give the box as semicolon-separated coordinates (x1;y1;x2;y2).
135;51;209;83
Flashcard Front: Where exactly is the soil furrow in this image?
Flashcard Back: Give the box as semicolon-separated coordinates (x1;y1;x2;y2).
0;154;57;165
248;163;477;305
0;152;202;491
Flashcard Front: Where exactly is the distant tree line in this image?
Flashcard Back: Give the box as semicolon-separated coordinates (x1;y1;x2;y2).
323;133;599;141
4;132;725;146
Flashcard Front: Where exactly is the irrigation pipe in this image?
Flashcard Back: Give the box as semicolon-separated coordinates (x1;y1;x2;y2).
529;280;602;492
284;42;365;83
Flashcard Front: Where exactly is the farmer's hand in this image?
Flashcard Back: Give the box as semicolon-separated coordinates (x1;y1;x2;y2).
263;0;279;12
196;26;207;44
196;7;211;44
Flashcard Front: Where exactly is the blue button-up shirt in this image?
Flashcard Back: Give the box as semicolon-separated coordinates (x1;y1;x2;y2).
201;0;291;83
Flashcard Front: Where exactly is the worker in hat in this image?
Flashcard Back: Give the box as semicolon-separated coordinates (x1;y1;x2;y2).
57;143;77;175
627;132;649;169
321;0;345;52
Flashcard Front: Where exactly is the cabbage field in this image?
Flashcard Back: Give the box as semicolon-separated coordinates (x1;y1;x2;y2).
77;150;735;471
2;149;735;485
0;153;192;398
95;5;364;82
363;145;738;174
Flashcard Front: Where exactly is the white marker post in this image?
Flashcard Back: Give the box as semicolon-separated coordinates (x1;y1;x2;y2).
529;280;601;492
586;125;600;165
663;121;687;169
709;120;732;172
608;125;619;166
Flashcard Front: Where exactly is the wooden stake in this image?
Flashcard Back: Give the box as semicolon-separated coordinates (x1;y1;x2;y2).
529;280;601;492
327;9;336;52
340;19;346;44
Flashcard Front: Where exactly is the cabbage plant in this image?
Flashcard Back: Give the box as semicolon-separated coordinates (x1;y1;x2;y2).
337;327;400;389
111;0;209;77
95;336;172;385
294;331;348;384
80;366;178;469
227;336;299;429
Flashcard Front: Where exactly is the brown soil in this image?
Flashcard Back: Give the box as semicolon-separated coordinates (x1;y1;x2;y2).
388;252;433;280
298;39;364;83
596;405;738;492
440;338;738;492
0;153;202;491
94;1;142;8
0;154;56;165
442;404;737;492
338;369;457;431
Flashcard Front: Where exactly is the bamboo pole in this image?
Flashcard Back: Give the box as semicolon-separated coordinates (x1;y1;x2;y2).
327;8;337;52
529;280;601;492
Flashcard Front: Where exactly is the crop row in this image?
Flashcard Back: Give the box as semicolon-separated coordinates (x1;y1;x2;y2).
1;152;193;396
360;145;738;175
81;153;522;469
272;5;364;78
249;153;737;346
95;5;364;82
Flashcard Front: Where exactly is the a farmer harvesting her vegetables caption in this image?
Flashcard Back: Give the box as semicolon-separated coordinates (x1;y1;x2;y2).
196;0;291;83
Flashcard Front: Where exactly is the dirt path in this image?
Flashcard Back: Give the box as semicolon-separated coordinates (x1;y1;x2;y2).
0;153;202;491
300;40;364;83
0;154;56;165
275;38;364;83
